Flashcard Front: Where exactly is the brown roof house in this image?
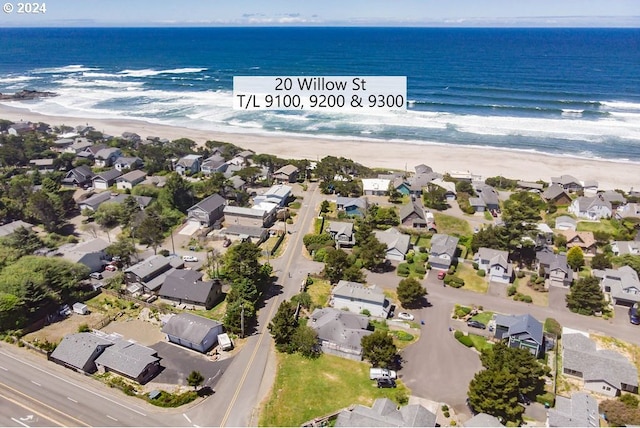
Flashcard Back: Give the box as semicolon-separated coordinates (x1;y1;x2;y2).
560;230;597;255
272;164;299;183
542;184;571;205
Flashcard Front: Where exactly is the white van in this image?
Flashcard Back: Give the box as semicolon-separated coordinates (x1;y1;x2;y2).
369;368;397;380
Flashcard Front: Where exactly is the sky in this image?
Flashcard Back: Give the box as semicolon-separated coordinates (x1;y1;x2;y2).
1;0;639;27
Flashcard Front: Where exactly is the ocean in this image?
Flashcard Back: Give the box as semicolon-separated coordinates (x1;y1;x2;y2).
0;27;639;161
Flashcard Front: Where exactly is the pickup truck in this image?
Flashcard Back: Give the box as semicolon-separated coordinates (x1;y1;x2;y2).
369;367;397;380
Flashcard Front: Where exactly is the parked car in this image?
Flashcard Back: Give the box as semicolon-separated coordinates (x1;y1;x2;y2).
518;393;531;406
369;368;398;380
467;320;486;329
630;306;640;325
89;272;103;280
223;239;232;248
182;255;198;262
437;271;446;280
397;312;414;321
376;378;396;388
104;264;117;272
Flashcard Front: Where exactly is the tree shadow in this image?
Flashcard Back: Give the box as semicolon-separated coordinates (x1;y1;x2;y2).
197;386;215;397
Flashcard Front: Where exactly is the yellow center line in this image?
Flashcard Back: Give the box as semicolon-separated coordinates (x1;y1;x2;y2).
220;185;318;427
0;381;89;427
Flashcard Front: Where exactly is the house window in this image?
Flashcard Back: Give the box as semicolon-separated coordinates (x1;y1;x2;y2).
603;386;611;391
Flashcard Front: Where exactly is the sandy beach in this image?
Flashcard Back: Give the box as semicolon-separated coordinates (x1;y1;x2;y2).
0;103;637;191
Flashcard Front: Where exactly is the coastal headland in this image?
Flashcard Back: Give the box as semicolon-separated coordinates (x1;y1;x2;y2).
0;103;636;191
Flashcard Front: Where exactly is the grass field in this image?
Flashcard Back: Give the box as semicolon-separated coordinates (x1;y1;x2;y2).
576;219;618;235
259;353;411;427
514;276;549;306
470;311;495;325
307;277;332;308
433;213;472;237
457;263;489;294
468;334;494;352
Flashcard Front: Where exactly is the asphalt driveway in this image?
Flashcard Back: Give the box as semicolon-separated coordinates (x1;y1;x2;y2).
150;341;233;388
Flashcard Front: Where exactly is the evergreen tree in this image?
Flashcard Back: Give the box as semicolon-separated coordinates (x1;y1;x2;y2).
323;248;350;284
566;276;606;315
6;226;44;256
361;330;398;368
158;173;193;213
358;235;387;271
291;325;320;358
135;209;165;254
468;369;523;424
397;277;427;308
479;342;546;396
268;300;299;352
590;253;612;270
186;370;205;390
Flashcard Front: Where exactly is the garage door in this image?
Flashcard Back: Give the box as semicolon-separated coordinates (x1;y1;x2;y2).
179;221;201;236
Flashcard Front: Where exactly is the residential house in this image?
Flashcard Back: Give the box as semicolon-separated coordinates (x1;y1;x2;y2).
77;192;112;212
309;307;372;361
336;196;368;217
76;144;106;160
562;331;638;396
536;248;573;287
542;184;572;205
331;281;391;318
187;193;226;227
8;121;34;136
0;220;33;238
536;223;555;248
94;147;122;167
407;172;439;195
228;175;246;191
125;255;173;293
374;228;411;261
464;413;504;427
224;204;277;228
223;163;242;179
58;238;110;273
253;184;292;207
200;154;227;176
547;392;599;428
555;215;577;231
113;156;142;172
175;154;203;176
327;221;356;248
516;181;544;192
493;314;545;357
468;197;487;212
115;170;147;190
121;132;141;143
64;139;93;155
161;313;224;353
474;248;513;283
399;202;436;230
92;169;122;190
49;333;114;374
611;241;640;256
158;270;223;310
551;175;583;192
94;338;161;384
474;184;500;211
62;165;95;187
582;180;599;197
223;224;268;243
431;178;457;200
596;266;640;307
414;164;433;175
29;158;56;172
110;194;153;210
335;398;437;427
362;178;390;196
568;196;612;220
272;164;299;183
52;138;74;151
428;234;459;271
599;190;627;209
616;202;640;220
560;230;597;256
449;170;482;182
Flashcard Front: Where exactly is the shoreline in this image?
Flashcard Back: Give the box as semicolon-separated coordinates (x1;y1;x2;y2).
0;103;638;191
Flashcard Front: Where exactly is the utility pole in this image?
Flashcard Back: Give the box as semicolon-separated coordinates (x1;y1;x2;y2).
240;303;245;338
170;226;176;256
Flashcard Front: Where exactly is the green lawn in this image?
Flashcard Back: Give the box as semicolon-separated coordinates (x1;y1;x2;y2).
483;211;493;221
259;353;411;427
470;311;494;325
576;219;618;235
434;213;472;237
397;251;429;279
468;334;494;352
456;263;489;293
307;277;332;308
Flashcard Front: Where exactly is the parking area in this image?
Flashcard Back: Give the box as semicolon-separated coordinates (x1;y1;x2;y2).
148;341;234;388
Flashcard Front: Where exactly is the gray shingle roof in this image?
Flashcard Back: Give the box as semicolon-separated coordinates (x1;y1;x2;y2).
563;333;638;389
542;184;568;201
335;398;436;427
602;266;640;304
159;270;218;305
78;192;112;210
94;339;159;379
333;281;385;305
548;393;599;427
464;413;504;427
94;169;122;182
0;220;33;237
309;308;372;351
117;169;146;183
494;314;544;346
328;221;354;237
125;255;171;281
374;228;411;256
575;196;612;212
161;313;222;344
430;234;459;258
188;193;226;214
336;196;368;210
50;333;113;371
273;164;299;176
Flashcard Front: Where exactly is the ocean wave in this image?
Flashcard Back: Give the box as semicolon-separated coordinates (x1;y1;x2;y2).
0;76;38;83
56;77;145;89
33;65;100;74
118;67;208;77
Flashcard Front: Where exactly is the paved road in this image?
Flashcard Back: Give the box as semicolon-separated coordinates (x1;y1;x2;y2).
185;182;325;427
0;345;186;427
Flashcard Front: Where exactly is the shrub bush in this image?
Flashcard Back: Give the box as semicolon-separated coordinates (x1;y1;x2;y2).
445;275;464;288
507;285;517;296
517;270;525;278
313;247;328;262
536;392;555;407
457;335;473;347
443;411;450;418
393;330;414;341
441;404;449;412
406;252;414;264
477;269;486;277
397;263;410;277
360;309;371;316
544;318;562;338
414;264;426;275
454;330;463;340
447;265;456;275
472;262;479;270
620;393;640;408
